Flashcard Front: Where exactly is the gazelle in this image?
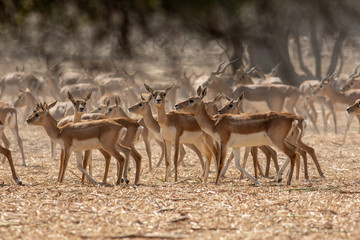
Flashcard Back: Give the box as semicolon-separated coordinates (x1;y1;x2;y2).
0;121;22;185
175;87;303;185
0;102;26;166
0;70;43;101
62;93;143;185
128;94;205;172
26;102;131;185
144;83;217;183
312;74;360;142
219;93;324;181
298;79;337;134
103;96;160;172
204;65;303;113
341;64;360;92
217;93;279;179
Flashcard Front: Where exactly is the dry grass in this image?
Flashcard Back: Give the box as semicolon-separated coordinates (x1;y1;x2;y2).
1;107;360;240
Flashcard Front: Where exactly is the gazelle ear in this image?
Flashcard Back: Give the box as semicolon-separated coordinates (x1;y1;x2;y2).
84;92;92;102
200;87;207;100
115;96;121;106
165;83;175;93
238;92;244;102
105;98;111;107
48;100;58;109
67;91;75;103
237;92;244;106
144;83;154;95
196;86;202;96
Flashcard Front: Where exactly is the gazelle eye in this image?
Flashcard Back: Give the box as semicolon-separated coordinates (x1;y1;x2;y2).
139;103;142;107
98;107;101;110
35;113;39;117
351;82;354;85
229;104;233;108
108;108;112;112
163;93;166;97
189;99;194;103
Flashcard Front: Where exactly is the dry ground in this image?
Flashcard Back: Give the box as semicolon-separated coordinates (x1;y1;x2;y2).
0;106;360;240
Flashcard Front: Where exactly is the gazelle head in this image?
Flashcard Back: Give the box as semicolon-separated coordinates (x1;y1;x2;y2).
347;99;360;114
128;94;152;116
202;60;235;90
92;98;111;113
104;96;124;117
217;92;244;115
14;89;34;108
341;64;360;92
67;91;92;114
144;83;174;107
312;71;337;96
26;101;57;126
175;86;207;114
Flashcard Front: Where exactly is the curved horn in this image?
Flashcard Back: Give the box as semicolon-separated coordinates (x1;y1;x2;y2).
349;64;360;79
247;66;257;74
214;60;226;74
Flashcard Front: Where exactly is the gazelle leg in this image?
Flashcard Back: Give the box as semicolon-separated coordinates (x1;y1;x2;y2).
75;152;98;185
239;147;250;179
221;151;234;178
155;140;165;168
164;140;172;182
234;148;260;185
0;146;22;185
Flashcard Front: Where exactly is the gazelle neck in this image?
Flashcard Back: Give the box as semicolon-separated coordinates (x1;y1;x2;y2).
324;86;348;104
42;114;61;140
143;106;160;133
192;102;216;137
155;104;168;126
73;112;83;123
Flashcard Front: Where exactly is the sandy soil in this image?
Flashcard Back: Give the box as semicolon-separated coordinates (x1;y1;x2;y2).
0;103;360;240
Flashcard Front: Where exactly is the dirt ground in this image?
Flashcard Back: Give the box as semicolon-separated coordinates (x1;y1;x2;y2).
0;103;360;240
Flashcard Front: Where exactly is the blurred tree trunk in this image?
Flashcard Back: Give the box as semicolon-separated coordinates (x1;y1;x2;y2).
294;30;314;79
326;30;347;75
310;20;322;79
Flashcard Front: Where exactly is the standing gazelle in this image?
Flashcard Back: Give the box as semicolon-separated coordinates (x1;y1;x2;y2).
27;102;131;185
175;87;302;185
144;83;217;183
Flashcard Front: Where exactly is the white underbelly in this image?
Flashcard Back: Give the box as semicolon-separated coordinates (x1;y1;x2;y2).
160;126;201;143
72;138;102;151
227;132;272;148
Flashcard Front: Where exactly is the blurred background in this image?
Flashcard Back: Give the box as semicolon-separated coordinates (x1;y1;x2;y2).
1;0;360;86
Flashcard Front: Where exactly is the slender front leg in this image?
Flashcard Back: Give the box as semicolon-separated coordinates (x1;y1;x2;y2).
164;140;172;182
58;149;65;182
60;149;71;183
221;151;234;178
215;142;228;185
174;137;180;182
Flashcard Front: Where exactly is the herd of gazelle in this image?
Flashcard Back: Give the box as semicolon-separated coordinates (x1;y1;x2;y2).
3;62;360;187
